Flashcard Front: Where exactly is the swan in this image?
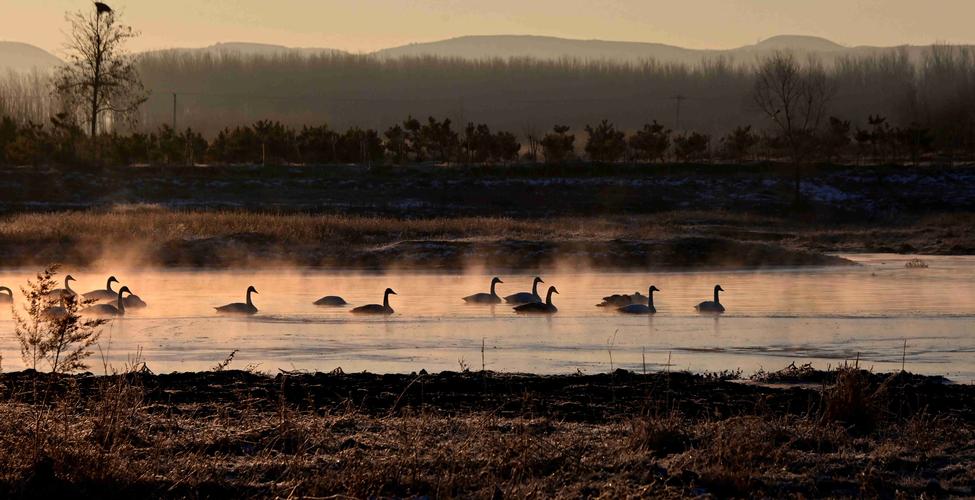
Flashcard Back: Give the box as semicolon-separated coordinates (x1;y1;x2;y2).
597;291;648;308
42;306;69;321
81;286;131;317
215;286;259;315
463;277;504;304
351;288;397;315
504;277;544;304
695;285;725;313
0;286;12;305
618;286;659;314
514;286;559;314
83;276;120;301
314;294;348;306
122;291;148;309
46;275;77;299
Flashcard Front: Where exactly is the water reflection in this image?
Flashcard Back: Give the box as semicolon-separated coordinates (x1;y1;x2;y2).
0;254;972;380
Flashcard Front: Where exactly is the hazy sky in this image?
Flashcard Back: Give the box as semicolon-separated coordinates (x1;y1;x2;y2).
3;0;975;54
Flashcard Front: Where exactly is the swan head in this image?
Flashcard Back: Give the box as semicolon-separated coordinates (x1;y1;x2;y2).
649;285;660;293
118;286;131;296
491;277;503;284
0;286;12;295
247;286;259;295
108;276;119;285
533;277;544;285
385;288;397;296
549;286;559;295
65;275;76;283
715;285;724;292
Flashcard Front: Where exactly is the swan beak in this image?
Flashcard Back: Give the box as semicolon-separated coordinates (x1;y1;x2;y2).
391;290;398;295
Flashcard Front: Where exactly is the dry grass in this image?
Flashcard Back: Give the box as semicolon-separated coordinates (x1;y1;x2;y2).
0;368;971;498
0;206;730;243
0;206;970;269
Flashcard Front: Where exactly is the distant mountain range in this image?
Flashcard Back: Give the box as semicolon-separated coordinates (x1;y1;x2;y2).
0;34;967;73
0;41;62;73
373;34;854;64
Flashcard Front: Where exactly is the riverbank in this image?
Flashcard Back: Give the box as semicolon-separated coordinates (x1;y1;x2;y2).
0;365;971;498
5;208;972;270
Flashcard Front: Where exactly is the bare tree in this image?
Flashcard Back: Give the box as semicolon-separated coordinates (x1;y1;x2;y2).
55;4;146;144
754;52;835;203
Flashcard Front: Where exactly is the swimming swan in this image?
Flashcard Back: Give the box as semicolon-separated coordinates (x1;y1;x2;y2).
314;294;348;306
122;291;148;309
216;286;259;315
47;275;77;299
351;288;397;315
597;291;648;308
81;286;131;317
463;277;504;304
0;286;12;305
514;286;559;314
695;285;725;313
618;286;659;314
83;276;120;301
504;277;543;304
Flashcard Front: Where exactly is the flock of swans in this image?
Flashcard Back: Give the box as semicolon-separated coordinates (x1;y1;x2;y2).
0;274;728;318
1;274;727;318
212;276;726;316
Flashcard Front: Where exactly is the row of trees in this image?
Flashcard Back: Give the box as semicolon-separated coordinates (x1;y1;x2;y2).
0;112;940;167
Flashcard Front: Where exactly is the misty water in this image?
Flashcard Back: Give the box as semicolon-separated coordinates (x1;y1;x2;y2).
1;254;973;381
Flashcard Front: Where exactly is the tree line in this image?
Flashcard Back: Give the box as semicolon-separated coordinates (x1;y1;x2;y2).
0;111;947;167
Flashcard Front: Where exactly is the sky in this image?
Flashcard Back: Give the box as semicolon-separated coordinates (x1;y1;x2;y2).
3;0;975;55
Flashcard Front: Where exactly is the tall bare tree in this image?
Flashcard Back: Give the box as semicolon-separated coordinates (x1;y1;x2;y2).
754;52;835;203
55;3;146;144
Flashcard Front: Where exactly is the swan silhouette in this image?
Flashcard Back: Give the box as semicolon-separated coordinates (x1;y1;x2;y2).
514;286;559;314
83;276;120;301
597;291;648;308
695;285;725;313
47;275;77;299
216;286;259;315
0;286;12;305
82;286;131;317
314;293;348;306
351;288;397;315
463;277;504;304
504;277;543;304
618;286;659;314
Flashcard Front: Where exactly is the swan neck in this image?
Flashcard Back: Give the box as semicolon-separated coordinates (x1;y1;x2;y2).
383;291;390;308
246;289;253;306
714;289;720;304
532;280;539;296
117;291;125;313
107;278;115;292
490;281;497;296
546;288;555;305
648;290;655;308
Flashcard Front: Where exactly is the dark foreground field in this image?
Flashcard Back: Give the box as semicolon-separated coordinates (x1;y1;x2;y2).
0;365;972;498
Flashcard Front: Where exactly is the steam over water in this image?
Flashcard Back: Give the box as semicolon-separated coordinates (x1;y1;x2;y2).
1;254;973;381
